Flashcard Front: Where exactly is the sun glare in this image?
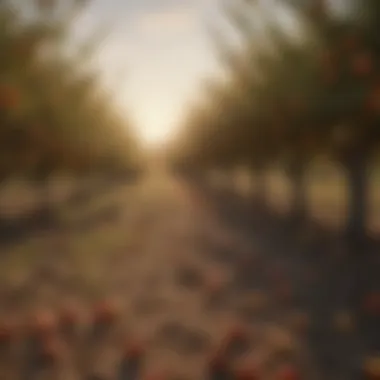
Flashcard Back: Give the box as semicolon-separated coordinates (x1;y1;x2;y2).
139;124;173;147
134;107;182;149
136;120;178;149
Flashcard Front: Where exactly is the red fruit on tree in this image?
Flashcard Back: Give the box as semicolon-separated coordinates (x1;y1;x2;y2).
275;365;300;380
220;322;250;357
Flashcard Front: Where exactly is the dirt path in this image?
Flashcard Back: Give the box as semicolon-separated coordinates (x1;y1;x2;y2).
0;174;313;379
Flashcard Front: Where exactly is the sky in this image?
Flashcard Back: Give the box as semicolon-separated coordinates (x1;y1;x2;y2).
25;0;349;149
69;0;334;149
70;0;352;149
70;0;228;148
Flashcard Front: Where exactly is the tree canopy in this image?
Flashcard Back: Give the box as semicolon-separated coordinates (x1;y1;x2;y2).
0;0;141;181
170;0;380;239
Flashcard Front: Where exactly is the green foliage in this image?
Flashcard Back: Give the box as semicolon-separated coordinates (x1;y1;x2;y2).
0;0;139;181
171;0;380;237
173;0;380;170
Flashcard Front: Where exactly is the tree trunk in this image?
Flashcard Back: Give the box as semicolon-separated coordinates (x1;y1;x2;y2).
344;153;368;251
343;153;370;321
252;168;267;207
288;162;307;224
224;168;235;197
33;177;56;229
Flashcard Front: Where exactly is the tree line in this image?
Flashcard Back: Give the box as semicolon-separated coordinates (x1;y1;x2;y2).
171;0;380;251
0;0;141;185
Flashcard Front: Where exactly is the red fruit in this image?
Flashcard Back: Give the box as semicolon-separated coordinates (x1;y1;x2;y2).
234;366;259;380
94;299;118;324
41;336;64;362
0;319;13;343
123;340;145;359
30;310;57;337
220;323;250;355
0;85;19;110
225;323;248;343
275;365;300;380
205;274;223;294
207;350;228;371
60;303;79;326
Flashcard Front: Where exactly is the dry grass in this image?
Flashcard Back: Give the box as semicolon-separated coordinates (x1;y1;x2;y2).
0;175;315;379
